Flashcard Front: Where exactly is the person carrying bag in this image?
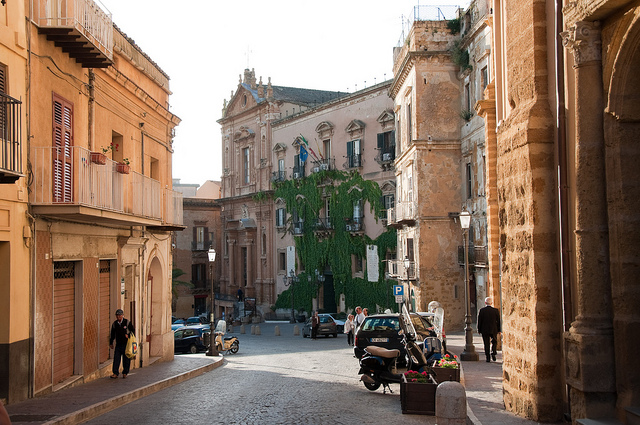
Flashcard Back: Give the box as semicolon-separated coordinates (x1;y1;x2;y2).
109;309;135;379
125;332;138;359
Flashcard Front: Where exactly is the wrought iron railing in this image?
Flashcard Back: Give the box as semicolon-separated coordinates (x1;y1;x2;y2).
271;171;287;182
0;92;22;176
344;154;362;169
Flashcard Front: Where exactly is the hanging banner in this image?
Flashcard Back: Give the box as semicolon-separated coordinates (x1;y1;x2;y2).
366;245;379;282
286;246;296;276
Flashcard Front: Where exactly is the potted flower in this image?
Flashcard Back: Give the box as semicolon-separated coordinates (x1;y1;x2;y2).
90;142;118;165
116;158;130;174
431;354;460;383
400;370;437;415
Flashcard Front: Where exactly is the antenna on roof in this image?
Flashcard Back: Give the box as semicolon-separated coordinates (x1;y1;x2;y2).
245;45;252;68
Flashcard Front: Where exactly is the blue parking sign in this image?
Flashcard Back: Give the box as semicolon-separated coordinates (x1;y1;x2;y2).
393;285;404;296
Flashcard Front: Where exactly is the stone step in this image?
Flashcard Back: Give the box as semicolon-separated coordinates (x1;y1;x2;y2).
626;407;640;425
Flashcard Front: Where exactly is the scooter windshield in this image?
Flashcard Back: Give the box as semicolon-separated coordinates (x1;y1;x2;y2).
401;305;417;340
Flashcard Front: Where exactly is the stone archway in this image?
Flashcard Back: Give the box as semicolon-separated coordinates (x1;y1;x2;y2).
147;256;164;358
604;11;640;412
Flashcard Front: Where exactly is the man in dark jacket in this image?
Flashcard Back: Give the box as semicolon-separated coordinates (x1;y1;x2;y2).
477;297;501;362
109;309;135;378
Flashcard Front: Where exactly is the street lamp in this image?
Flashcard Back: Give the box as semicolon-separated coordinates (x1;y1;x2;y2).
459;210;479;361
283;270;299;323
403;256;411;311
206;248;218;357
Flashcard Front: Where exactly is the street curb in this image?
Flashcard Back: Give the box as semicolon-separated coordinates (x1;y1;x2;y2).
43;357;225;425
460;363;482;425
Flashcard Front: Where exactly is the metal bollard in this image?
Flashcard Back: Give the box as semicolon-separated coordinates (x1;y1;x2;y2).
275;325;281;336
435;381;467;425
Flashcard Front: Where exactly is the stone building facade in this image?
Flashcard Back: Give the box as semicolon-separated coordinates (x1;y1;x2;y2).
0;0;31;405
217;69;347;315
474;0;640;422
389;15;467;328
270;81;396;314
0;1;183;404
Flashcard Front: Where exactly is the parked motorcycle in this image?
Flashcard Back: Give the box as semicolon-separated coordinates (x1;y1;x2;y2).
358;306;441;393
213;320;239;354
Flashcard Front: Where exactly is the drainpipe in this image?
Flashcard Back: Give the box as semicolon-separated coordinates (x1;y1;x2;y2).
88;70;95;151
140;123;145;175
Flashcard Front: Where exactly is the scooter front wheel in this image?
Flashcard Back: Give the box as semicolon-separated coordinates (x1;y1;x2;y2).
363;380;381;391
229;341;239;354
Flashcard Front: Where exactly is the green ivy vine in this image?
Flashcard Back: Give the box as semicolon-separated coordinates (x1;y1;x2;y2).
273;169;397;314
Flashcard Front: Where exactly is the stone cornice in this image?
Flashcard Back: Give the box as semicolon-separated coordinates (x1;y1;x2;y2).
390;51;453;98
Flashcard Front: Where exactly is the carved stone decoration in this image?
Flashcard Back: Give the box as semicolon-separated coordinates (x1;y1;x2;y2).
561;21;602;66
242;204;249;219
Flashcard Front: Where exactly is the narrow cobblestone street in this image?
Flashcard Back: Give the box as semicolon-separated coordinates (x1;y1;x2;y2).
84;322;438;425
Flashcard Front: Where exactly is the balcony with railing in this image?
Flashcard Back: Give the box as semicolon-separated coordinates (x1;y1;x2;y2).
375;149;395;171
31;146;183;228
271;170;287;183
31;0;113;68
191;240;213;251
458;245;488;268
343;154;362;169
292;220;304;236
344;217;364;233
387;259;417;280
311;158;335;173
314;217;333;237
292;165;305;179
0;92;23;183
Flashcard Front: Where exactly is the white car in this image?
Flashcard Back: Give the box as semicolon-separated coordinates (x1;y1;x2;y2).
325;313;345;333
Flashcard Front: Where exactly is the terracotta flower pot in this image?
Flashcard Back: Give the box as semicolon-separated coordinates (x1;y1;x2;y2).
116;163;130;174
90;152;107;165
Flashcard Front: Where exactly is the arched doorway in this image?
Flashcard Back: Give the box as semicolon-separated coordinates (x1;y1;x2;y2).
604;13;640;413
147;256;164;358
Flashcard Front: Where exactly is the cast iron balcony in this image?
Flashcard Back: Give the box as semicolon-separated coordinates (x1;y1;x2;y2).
0;92;23;183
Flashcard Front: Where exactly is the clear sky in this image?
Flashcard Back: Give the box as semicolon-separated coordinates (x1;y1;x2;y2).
100;0;469;187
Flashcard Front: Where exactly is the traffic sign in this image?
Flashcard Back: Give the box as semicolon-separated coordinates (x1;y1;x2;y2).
395;295;404;304
393;285;404;296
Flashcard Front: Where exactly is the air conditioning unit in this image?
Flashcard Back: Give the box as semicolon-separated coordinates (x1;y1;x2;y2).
312;167;320;173
293;172;300;179
382;153;391;161
320;163;329;171
345;225;352;231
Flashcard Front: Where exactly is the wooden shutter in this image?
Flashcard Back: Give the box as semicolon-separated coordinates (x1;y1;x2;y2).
52;95;73;203
377;133;384;150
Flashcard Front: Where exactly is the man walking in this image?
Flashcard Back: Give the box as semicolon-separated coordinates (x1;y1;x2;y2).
477;297;501;362
109;309;135;378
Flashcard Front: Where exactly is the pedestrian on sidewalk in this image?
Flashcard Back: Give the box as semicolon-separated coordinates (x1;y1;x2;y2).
344;314;355;346
109;309;135;378
354;306;365;331
311;311;319;340
477;297;501;362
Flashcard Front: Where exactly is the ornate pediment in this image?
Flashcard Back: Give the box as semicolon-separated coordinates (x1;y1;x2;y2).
380;180;396;193
315;121;334;139
234;126;255;143
273;142;287;153
377;109;395;125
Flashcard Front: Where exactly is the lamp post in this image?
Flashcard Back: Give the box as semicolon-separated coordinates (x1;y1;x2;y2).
283;270;299;323
206;248;218;357
459;211;479;361
403;256;411;311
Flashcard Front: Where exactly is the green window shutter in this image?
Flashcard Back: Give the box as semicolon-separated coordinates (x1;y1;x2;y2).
377;133;384;150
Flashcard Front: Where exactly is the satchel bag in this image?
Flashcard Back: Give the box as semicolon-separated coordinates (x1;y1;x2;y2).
125;333;138;359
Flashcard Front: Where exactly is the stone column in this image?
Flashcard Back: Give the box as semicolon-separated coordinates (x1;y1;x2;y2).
561;20;616;419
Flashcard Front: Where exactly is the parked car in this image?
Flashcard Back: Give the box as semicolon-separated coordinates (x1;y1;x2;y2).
302;314;338;338
185;316;208;326
325;313;346;333
174;325;210;354
353;313;437;360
